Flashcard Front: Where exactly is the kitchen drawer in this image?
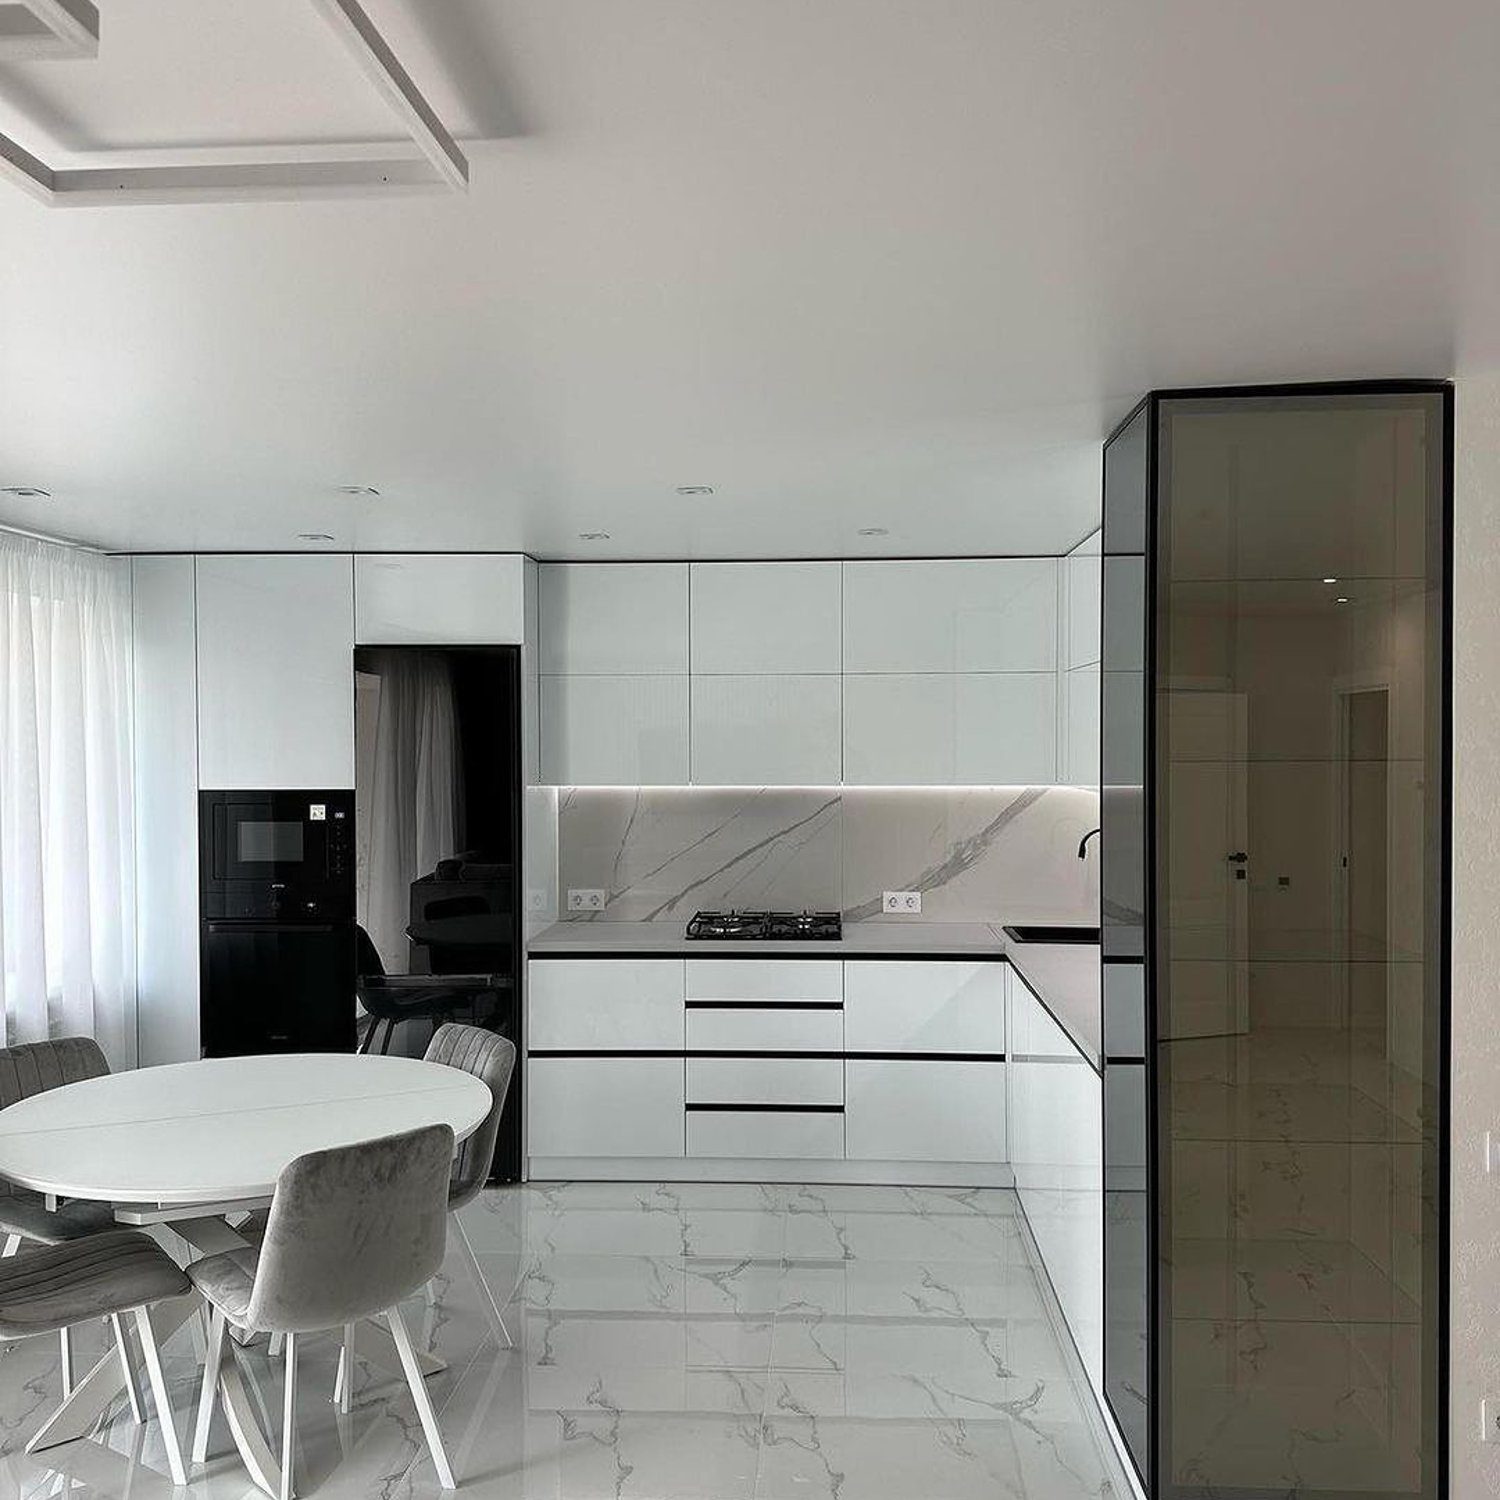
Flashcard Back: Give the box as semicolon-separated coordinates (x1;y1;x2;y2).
844;961;1006;1055
686;960;842;1004
687;1109;844;1159
528;959;684;1050
687;1007;843;1053
528;1057;685;1158
687;1056;844;1106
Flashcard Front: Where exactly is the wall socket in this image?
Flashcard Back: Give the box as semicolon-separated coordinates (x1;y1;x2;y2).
1483;1398;1500;1443
883;890;921;914
567;888;606;912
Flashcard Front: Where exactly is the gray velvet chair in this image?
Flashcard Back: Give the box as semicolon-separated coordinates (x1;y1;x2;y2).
187;1124;458;1498
0;1037;122;1395
0;1228;193;1484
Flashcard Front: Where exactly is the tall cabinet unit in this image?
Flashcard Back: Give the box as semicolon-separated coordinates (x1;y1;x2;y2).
1102;385;1451;1500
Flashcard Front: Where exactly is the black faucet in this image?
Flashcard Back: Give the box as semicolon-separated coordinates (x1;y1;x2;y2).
1077;827;1100;859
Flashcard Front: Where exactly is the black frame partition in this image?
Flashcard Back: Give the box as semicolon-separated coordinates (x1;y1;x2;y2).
1101;382;1451;1500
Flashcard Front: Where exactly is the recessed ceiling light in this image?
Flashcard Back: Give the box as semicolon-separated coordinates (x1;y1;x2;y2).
1335;596;1351;604
1;486;51;499
1322;576;1337;584
857;526;889;537
297;532;336;543
676;486;714;497
578;531;611;541
335;485;381;497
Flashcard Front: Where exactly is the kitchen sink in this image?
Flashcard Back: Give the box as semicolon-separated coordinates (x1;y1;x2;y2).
1002;925;1100;945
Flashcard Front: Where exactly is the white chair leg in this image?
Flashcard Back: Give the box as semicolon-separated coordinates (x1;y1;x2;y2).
451;1213;512;1348
59;1326;73;1397
133;1306;188;1487
2;1233;20;1257
386;1303;455;1490
193;1307;227;1466
110;1313;146;1424
268;1332;285;1358
332;1323;354;1414
279;1331;297;1500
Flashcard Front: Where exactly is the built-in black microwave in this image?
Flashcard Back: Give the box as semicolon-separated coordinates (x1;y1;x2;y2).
199;789;354;920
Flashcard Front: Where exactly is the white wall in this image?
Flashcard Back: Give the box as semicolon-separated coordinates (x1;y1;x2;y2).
1453;373;1500;1495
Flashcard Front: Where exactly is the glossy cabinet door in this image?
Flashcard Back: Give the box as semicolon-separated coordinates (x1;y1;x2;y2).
688;1111;844;1159
689;562;840;673
842;672;1056;784
689;674;841;784
845;1059;1005;1162
540;675;690;784
528;1057;685;1158
844;961;1006;1054
195;554;354;789
527;959;684;1050
354;554;525;644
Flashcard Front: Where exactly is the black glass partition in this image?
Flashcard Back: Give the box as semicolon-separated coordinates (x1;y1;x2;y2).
1102;383;1450;1500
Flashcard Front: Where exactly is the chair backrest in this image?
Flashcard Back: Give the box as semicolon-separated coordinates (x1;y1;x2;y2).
424;1023;516;1209
0;1038;109;1198
246;1123;454;1333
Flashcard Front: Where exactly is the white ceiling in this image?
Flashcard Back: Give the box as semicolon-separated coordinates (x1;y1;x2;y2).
0;0;1493;558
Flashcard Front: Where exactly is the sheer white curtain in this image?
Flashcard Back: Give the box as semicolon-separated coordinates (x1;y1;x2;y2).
0;535;135;1063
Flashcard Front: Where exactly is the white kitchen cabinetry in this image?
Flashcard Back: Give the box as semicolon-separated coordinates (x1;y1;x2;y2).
686;960;843;1003
688;1111;844;1159
687;1056;844;1106
843;559;1057;672
1061;532;1101;787
539;563;689;783
354;554;525;644
540;675;690;784
845;1060;1006;1162
842;672;1056;784
844;962;1006;1054
529;959;684;1050
690;674;841;784
196;554;354;789
690;562;841;673
528;1057;685;1158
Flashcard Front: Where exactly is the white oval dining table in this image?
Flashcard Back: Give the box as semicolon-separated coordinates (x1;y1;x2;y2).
0;1053;493;1495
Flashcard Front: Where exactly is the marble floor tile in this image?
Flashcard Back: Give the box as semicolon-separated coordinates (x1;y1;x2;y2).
2;1181;1127;1500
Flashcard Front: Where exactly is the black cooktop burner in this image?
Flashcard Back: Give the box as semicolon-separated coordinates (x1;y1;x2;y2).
685;910;842;941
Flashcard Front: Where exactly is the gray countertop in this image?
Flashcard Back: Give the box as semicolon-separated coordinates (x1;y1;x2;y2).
527;919;1102;1068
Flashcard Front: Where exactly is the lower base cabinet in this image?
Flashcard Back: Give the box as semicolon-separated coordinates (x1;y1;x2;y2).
845;1060;1007;1163
686;1109;845;1159
528;1057;685;1158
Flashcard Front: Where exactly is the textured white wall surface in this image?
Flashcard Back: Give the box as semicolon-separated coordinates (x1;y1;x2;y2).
1452;374;1500;1496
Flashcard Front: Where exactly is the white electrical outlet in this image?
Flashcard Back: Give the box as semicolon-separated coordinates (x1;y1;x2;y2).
883;890;921;914
567;888;606;912
1483;1398;1500;1443
527;889;548;913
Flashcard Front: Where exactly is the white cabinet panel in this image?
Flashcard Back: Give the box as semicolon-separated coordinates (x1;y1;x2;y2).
687;1007;843;1053
690;675;841;785
844;962;1005;1054
845;1060;1006;1162
528;1057;685;1158
690;562;841;673
1063;666;1101;787
540;675;689;784
354;554;525;644
688;1110;844;1159
196;554;354;789
842;673;1056;784
686;961;843;1003
687;1057;844;1106
528;959;684;1050
843;560;1057;672
539;563;688;675
1066;550;1102;670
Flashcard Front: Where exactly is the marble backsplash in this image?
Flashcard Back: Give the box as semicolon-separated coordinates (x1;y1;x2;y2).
555;785;1099;925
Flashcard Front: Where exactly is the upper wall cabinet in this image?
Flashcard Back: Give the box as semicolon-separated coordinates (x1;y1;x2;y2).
540;563;688;674
690;562;840;673
196;555;354;789
842;559;1057;672
354;554;525;644
539;564;689;783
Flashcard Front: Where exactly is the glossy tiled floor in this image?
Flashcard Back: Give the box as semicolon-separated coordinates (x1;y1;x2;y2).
0;1183;1128;1499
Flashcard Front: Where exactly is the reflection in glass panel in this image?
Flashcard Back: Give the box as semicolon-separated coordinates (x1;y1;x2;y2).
1155;391;1447;1499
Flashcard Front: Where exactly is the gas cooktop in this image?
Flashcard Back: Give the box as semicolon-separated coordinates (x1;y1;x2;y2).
685;910;842;941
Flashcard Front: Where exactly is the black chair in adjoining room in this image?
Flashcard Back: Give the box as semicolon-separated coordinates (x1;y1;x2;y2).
354;925;510;1055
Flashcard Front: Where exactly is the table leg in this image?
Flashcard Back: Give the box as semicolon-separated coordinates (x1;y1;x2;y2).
26;1293;199;1454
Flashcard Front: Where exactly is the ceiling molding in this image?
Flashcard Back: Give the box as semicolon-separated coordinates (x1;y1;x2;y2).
0;0;468;204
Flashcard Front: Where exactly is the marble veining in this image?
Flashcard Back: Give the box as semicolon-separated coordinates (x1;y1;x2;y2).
1;1181;1129;1500
556;785;1099;925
